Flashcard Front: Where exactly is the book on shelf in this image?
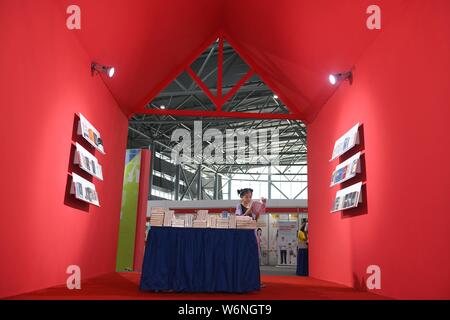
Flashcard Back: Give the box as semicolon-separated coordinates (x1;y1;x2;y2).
172;218;185;228
236;215;256;229
207;215;217;228
196;210;209;221
216;217;230;229
150;212;164;226
150;207;166;213
163;210;174;226
229;214;237;228
184;214;194;228
192;220;207;228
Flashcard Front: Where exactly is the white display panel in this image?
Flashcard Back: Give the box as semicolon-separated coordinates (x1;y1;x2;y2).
74;143;103;181
330;152;361;187
77;113;105;155
70;172;100;207
331;182;362;213
330;123;360;161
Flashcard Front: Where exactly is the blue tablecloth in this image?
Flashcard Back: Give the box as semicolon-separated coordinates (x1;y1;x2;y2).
140;227;261;293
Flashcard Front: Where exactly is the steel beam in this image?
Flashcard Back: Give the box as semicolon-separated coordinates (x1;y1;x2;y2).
138;109;298;120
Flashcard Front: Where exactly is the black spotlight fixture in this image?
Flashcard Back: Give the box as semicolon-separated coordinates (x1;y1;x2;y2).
91;62;115;78
328;71;353;86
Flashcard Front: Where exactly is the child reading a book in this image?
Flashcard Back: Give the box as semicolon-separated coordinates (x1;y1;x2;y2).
235;188;266;220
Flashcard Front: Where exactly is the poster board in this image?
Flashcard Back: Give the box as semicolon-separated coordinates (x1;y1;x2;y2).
70;172;100;206
276;221;298;266
77;113;105;154
331;182;363;213
330;123;360;161
330;152;361;186
74;142;103;180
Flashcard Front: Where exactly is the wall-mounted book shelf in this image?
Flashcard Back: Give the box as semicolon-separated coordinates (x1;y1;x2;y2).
77;113;105;155
74;142;103;181
330;152;361;187
331;182;362;213
330;123;360;161
70;172;100;207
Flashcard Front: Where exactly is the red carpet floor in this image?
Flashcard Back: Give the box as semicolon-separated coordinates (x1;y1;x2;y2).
7;273;388;300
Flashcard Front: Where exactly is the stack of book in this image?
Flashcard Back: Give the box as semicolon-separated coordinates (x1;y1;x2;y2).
192;220;207;228
236;216;256;229
184;214;194;228
216;217;229;229
150;213;164;226
207;215;217;228
150;207;166;214
229;214;237;229
172;218;185;228
163;210;174;226
196;210;208;221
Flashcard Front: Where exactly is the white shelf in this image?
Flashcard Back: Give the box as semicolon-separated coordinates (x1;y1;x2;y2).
77;113;105;155
70;172;100;207
74;142;104;181
330;182;362;213
330;152;361;187
330;123;360;161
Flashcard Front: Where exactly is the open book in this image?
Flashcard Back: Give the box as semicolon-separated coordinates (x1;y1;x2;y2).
250;199;266;217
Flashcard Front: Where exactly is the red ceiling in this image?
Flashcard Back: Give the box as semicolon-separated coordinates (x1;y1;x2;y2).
63;0;407;123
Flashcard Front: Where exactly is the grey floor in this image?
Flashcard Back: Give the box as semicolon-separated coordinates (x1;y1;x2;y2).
260;265;297;276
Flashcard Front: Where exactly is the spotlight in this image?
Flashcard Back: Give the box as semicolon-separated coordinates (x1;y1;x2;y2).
273;94;279;99
328;71;353;85
329;74;337;85
160;105;166;110
91;62;115;78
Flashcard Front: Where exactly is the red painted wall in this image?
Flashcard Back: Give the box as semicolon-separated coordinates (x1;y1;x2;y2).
0;1;128;298
308;0;450;299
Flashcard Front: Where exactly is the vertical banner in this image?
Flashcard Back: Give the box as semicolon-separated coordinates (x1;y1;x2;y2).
268;214;279;265
116;149;142;271
133;149;150;272
277;220;298;266
256;215;269;265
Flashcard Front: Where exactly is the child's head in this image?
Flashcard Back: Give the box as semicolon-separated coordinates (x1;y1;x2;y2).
238;188;253;202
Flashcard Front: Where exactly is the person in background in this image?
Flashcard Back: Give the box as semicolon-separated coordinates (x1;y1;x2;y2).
296;219;309;276
279;236;287;264
235;188;267;288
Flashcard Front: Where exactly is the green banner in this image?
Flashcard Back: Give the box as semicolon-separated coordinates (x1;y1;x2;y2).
116;149;141;271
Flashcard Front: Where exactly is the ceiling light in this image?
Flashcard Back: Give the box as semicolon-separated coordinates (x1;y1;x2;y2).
273;94;279;99
328;71;353;85
160;105;166;110
91;62;115;78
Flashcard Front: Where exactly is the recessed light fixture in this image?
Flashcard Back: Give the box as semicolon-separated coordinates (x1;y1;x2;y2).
328;71;353;85
91;62;115;78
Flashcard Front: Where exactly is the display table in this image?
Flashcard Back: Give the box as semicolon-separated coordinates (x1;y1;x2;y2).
140;227;260;293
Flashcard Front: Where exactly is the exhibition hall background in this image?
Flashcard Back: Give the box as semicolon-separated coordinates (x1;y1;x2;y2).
1;0;449;299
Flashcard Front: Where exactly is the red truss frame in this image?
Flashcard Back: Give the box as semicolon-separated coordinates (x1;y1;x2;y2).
135;34;301;120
